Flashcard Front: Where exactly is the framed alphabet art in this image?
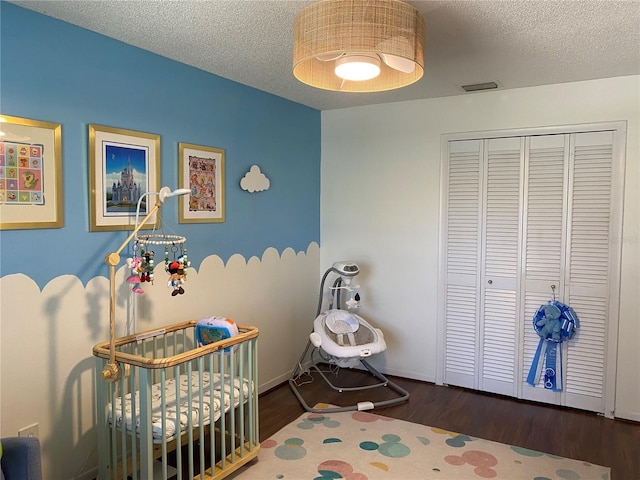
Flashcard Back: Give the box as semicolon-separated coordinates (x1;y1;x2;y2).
0;114;63;230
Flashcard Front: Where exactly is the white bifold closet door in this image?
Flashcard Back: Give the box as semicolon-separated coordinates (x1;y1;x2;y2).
481;137;522;396
441;138;483;391
438;124;625;416
442;137;523;398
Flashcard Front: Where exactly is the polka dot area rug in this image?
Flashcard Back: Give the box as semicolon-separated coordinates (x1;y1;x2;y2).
229;405;609;480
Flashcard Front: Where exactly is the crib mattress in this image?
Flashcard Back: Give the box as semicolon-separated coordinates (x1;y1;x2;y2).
109;372;250;443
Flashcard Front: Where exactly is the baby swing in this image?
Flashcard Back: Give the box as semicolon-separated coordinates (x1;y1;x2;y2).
289;261;409;413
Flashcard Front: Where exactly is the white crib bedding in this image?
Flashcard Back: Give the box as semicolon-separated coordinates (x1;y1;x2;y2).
109;372;250;443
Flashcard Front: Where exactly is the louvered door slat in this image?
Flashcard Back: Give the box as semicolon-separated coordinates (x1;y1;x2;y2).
525;143;565;281
485;145;521;278
565;294;606;402
445;285;477;386
447;150;480;276
570;142;613;286
482;289;517;385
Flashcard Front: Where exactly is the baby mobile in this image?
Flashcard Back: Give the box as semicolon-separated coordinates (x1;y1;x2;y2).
126;232;190;297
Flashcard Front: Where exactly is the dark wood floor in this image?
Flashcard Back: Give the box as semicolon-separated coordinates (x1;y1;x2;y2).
259;368;639;479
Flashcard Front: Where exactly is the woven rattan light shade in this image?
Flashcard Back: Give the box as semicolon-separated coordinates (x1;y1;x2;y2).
293;0;425;92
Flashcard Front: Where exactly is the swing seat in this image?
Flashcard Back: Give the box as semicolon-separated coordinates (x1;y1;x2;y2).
311;310;387;367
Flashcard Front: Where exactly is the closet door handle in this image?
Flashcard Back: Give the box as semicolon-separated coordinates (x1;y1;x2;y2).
487;279;493;284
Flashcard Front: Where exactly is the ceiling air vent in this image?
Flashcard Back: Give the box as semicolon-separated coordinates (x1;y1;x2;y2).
460;81;499;93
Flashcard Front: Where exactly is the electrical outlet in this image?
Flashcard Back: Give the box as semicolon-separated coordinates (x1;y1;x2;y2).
18;423;39;438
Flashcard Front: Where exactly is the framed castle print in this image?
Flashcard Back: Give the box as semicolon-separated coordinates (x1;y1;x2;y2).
178;142;225;223
89;124;160;231
0;114;63;230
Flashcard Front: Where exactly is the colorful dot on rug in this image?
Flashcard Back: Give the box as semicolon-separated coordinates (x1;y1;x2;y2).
445;434;476;447
370;462;389;471
274;437;306;460
323;437;342;444
445;450;498;478
556;469;582;480
317;459;366;479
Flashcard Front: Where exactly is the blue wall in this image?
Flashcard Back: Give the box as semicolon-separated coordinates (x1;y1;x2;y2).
0;2;321;287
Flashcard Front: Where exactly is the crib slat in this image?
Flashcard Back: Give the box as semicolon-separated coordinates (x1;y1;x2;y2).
219;350;227;471
187;361;195;479
208;353;216;476
197;357;205;478
229;350;236;464
245;339;254;450
139;368;153;479
253;338;260;445
130;366;139;480
174;364;183;480
119;371;129;480
160;368;169;480
238;341;245;457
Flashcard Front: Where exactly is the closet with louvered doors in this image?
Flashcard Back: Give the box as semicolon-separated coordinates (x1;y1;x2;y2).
437;123;625;416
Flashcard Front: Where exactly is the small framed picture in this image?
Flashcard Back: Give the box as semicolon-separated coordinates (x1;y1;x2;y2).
0;114;63;230
178;142;225;223
89;124;160;231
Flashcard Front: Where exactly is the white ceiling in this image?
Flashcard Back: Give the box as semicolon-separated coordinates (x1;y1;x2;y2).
9;0;640;111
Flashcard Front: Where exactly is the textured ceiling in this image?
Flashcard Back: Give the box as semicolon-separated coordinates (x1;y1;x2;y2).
9;0;640;111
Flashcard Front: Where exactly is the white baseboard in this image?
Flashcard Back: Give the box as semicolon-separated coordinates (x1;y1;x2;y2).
259;370;295;394
615;410;640;422
375;365;435;384
77;461;178;480
259;363;435;397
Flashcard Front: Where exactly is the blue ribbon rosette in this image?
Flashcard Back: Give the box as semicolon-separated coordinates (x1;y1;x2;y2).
526;300;579;391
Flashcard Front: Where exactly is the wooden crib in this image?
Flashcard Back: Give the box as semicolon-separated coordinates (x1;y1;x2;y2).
93;320;259;479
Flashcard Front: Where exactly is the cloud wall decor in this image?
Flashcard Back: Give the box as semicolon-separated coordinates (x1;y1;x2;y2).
240;165;271;192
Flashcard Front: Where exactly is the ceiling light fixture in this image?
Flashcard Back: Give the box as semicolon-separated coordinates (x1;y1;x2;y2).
293;0;425;93
335;55;381;81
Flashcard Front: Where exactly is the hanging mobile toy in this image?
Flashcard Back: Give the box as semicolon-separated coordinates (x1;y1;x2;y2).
125;256;144;294
167;260;186;296
139;249;155;283
163;245;190;296
178;248;191;279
